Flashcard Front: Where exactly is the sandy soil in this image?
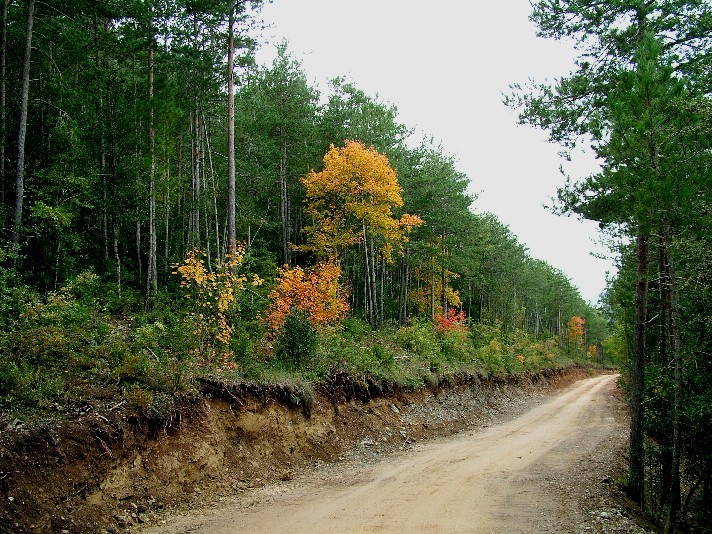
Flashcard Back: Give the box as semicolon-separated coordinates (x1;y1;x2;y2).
143;373;644;533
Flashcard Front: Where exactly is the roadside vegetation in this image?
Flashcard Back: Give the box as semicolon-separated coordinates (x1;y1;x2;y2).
507;2;712;531
0;1;609;428
0;262;602;423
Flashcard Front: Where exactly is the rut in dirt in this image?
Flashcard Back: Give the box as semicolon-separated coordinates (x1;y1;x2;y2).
145;373;623;533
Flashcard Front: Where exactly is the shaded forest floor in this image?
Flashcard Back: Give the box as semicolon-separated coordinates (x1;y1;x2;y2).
0;366;652;533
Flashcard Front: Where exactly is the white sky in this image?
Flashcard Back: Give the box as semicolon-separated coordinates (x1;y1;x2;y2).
253;0;617;304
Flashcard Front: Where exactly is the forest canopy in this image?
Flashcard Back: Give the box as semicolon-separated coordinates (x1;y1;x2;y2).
0;0;612;462
0;0;601;343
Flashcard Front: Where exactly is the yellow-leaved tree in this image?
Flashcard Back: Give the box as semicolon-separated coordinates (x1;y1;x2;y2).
301;140;422;326
174;246;262;366
567;315;586;356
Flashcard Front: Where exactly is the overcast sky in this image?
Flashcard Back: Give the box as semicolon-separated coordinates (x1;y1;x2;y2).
253;0;617;304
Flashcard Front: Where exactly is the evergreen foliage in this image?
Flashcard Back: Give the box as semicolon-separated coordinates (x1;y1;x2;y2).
508;1;712;529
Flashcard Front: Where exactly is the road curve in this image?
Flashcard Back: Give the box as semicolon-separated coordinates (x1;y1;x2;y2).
146;373;622;533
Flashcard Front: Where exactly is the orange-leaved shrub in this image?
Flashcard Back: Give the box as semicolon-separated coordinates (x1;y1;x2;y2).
434;308;467;333
262;261;348;338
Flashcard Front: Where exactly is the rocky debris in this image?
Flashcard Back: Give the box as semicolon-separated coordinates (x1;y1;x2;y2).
5;418;25;431
577;508;650;533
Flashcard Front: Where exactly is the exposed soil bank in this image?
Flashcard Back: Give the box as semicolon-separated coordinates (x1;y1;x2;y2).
145;374;644;533
1;367;596;533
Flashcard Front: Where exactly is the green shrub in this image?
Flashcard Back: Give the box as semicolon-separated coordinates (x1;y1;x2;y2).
0;266;28;330
273;310;317;371
470;321;503;350
394;319;439;360
116;352;150;383
62;271;101;306
230;323;258;374
103;286;142;315
0;358;22;396
372;345;395;368
0;357;64;407
475;338;506;376
6;282;113;370
132;321;166;351
440;328;472;363
342;316;371;339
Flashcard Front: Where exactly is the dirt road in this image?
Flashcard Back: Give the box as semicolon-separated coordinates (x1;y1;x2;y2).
145;373;628;533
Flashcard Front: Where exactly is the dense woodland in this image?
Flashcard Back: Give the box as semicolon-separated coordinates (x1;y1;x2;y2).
507;0;712;531
0;0;602;347
0;0;709;532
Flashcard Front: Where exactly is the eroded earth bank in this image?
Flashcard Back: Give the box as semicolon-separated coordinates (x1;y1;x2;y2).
1;368;651;533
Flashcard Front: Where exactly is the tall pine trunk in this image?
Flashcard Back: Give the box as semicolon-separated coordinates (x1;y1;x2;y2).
630;231;649;507
279;128;290;266
189;104;201;249
657;236;673;521
12;0;34;249
93;12;109;267
113;222;121;298
201;112;221;260
145;18;157;308
441;233;447;317
363;225;379;328
662;228;682;533
226;0;237;257
0;0;8;211
398;249;410;326
630;4;651;509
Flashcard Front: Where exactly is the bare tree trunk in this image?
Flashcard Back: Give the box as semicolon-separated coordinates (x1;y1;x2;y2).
202;112;221;260
201;139;211;269
226;0;237;257
177;142;185;250
110;123;120;296
279;128;290;266
114;222;121;298
93;11;110;266
136;211;142;281
441;234;447;317
189;105;201;249
363;226;372;326
203;201;210;265
363;225;380;327
12;0;34;249
0;0;9;210
431;258;436;321
145;22;157;308
380;257;385;324
630;232;649;507
398;251;410;326
164;154;170;271
370;235;379;326
657;236;673;520
663;229;682;534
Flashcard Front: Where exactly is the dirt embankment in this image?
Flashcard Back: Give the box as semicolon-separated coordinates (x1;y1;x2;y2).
1;367;614;533
146;373;647;534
